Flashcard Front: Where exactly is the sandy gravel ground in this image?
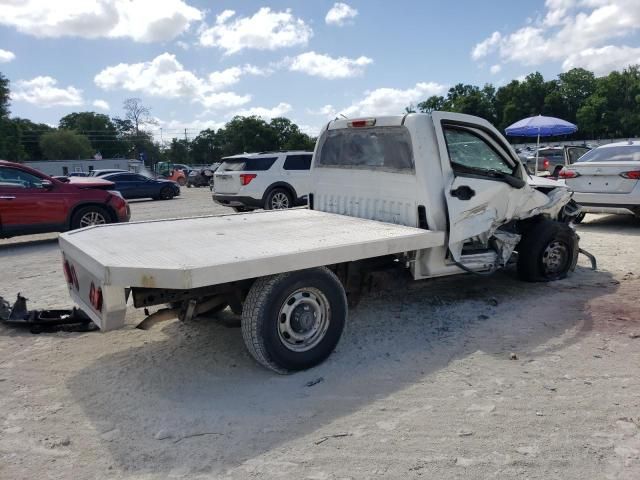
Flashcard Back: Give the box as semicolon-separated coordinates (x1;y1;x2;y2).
1;188;639;480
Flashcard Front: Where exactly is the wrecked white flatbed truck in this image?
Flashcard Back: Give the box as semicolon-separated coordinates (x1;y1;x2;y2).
59;112;581;373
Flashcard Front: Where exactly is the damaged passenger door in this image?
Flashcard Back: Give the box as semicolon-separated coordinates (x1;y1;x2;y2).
432;112;544;261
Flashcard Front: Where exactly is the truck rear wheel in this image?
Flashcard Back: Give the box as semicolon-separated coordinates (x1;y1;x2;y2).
517;220;578;282
241;267;347;373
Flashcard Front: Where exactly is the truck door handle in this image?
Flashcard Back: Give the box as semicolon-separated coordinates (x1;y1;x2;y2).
450;186;475;200
0;196;16;200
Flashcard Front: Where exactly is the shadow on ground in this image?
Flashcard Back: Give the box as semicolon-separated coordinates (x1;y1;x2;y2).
577;213;640;236
66;263;616;476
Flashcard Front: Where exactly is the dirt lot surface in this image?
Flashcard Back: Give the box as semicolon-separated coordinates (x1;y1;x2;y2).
1;188;639;479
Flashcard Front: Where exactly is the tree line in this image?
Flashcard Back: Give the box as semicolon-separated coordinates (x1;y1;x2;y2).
0;73;315;165
2;65;640;164
409;66;640;140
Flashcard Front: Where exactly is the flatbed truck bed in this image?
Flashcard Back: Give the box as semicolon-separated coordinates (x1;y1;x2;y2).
59;209;445;332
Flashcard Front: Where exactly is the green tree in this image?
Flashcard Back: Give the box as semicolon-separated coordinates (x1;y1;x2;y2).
59;111;127;158
417;95;446;113
269;117;315;150
191;128;222;164
0;72;10;119
39;130;93;159
0;118;25;161
218;116;279;156
167;138;190;164
558;68;597;123
12;118;53;160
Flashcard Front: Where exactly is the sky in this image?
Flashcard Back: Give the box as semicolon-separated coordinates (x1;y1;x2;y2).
1;0;640;142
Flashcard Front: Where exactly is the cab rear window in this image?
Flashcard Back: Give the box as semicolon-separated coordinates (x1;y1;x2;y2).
219;157;277;171
317;127;414;172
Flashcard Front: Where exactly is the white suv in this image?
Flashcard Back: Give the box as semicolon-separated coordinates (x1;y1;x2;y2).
212;151;312;211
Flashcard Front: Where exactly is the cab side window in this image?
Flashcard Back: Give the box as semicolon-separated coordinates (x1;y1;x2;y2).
0;167;44;189
444;127;514;175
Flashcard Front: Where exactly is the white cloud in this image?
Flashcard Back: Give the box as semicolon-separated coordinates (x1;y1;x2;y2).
317;82;448;119
199;8;312;55
0;49;15;63
471;0;640;74
297;123;321;137
563;45;640;75
235;102;292;119
471;31;502;61
325;3;358;26
490;64;502;74
94;53;258;109
0;0;202;42
92;99;110;110
287;51;372;79
11;76;83;107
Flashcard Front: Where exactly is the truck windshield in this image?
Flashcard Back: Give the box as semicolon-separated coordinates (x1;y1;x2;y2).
317;127;414;172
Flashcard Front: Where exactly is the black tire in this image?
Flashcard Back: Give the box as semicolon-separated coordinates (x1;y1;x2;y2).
71;205;110;230
177;177;186;187
264;188;293;210
242;267;347;373
517;220;578;282
159;186;175;200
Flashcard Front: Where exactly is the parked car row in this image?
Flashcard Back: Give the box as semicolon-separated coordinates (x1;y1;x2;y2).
517;145;591;176
2;133;638;240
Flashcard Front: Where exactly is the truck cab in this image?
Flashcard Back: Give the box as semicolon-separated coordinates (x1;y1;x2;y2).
312;112;574;279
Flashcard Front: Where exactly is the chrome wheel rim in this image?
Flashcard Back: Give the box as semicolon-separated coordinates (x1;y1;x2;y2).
80;211;107;227
277;288;330;352
271;192;289;209
542;240;569;275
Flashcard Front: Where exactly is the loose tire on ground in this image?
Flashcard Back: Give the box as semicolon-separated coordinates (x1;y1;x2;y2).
517;219;578;282
264;188;293;210
241;267;347;373
71;205;110;230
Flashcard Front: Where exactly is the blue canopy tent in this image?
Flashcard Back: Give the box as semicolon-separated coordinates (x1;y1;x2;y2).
505;115;578;174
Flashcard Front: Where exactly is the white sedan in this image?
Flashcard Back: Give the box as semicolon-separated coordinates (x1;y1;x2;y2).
560;140;640;221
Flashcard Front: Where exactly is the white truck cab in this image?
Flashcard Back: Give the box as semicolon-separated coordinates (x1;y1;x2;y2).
59;112;580;373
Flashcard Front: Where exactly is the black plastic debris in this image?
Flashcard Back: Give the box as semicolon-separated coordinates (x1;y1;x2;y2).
0;293;97;333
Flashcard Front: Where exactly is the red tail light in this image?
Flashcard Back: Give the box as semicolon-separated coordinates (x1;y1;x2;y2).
63;259;72;284
620;170;640;180
240;173;257;186
559;168;580;179
70;265;79;290
89;282;103;311
348;118;376;128
543;158;550;169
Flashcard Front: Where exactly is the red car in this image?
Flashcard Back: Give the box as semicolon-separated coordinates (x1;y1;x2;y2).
0;160;130;238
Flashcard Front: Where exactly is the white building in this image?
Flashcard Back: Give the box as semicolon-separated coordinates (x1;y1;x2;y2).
24;158;144;176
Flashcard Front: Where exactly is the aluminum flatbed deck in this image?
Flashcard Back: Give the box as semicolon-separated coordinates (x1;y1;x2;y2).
59;209;445;291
